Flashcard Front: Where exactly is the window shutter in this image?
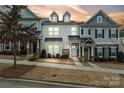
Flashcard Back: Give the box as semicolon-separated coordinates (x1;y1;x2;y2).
81;29;83;35
116;29;118;38
103;47;104;57
95;29;97;38
95;48;97;57
109;48;111;57
102;29;104;38
88;29;91;35
116;47;118;57
109;29;111;38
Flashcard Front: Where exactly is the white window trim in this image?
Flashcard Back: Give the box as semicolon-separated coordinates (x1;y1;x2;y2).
71;27;77;35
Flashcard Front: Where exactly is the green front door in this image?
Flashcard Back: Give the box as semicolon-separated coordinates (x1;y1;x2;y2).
84;48;88;62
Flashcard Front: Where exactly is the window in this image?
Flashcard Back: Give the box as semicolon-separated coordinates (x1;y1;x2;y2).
5;43;9;49
111;29;116;38
111;47;116;57
97;16;102;23
72;45;76;48
65;16;69;22
54;27;59;36
52;16;57;22
71;27;77;35
48;27;53;36
48;27;59;36
97;29;103;38
48;45;59;55
97;47;103;57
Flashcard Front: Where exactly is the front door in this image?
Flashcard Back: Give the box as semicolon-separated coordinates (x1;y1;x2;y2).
84;47;88;61
71;45;77;57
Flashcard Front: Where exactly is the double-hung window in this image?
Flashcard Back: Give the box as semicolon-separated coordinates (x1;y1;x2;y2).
71;27;77;35
48;27;59;36
54;27;59;36
97;16;102;23
97;47;103;57
111;47;116;57
111;29;116;38
48;27;54;36
97;29;103;38
48;45;59;55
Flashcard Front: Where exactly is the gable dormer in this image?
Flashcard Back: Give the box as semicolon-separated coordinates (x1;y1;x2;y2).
63;11;71;22
50;11;59;22
84;10;118;26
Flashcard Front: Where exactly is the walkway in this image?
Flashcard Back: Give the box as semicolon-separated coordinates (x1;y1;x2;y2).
0;59;124;75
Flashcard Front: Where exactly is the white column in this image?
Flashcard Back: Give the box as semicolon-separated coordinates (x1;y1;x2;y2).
37;40;39;49
69;42;71;58
82;45;84;57
79;43;81;58
37;39;40;55
18;41;20;52
91;47;94;56
31;43;33;54
27;42;30;54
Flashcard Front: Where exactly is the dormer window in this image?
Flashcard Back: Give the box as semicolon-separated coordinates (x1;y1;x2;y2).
65;16;69;22
97;16;102;23
52;16;57;22
50;11;59;22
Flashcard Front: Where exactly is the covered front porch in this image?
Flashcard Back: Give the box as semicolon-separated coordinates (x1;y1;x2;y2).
68;36;95;62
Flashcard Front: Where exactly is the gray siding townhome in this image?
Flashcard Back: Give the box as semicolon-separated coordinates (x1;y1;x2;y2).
41;10;120;62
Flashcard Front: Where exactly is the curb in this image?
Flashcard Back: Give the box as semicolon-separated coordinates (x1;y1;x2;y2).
0;77;93;88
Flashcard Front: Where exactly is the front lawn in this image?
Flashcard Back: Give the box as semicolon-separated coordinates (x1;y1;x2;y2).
94;62;124;70
0;63;123;87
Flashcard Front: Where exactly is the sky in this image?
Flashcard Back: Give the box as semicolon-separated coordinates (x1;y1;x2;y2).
28;5;124;25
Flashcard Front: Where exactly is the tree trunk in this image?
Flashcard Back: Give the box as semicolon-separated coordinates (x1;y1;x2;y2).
13;41;17;67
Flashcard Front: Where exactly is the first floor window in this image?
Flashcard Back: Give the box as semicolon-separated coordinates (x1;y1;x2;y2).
97;47;103;57
5;43;10;49
48;45;59;55
111;47;116;57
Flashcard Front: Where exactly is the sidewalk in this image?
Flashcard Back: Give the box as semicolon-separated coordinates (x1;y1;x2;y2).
0;59;124;75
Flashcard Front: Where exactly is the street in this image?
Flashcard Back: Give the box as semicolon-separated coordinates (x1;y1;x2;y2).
0;79;89;88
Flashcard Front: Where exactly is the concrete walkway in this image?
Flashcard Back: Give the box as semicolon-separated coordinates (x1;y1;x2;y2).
72;57;82;66
0;59;124;75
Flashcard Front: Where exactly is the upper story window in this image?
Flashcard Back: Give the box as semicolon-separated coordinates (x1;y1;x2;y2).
52;16;57;22
109;29;117;38
48;27;59;36
71;27;77;35
65;16;69;22
97;16;102;23
96;29;103;38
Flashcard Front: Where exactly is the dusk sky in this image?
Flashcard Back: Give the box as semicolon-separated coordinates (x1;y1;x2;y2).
28;5;124;25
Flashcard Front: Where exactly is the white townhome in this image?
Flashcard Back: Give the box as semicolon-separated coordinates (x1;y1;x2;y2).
41;10;120;62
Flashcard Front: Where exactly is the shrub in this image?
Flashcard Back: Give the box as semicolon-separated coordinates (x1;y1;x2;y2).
40;49;46;58
118;51;124;62
94;57;116;62
52;55;55;58
28;53;37;61
56;53;60;58
3;51;12;55
61;54;69;58
47;53;51;58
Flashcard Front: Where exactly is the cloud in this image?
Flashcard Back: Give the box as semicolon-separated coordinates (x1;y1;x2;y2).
28;5;89;22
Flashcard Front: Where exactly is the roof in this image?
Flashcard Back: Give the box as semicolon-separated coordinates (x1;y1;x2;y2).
42;21;82;25
44;38;62;41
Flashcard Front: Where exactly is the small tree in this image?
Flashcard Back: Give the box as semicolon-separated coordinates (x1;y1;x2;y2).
0;5;37;66
40;49;46;58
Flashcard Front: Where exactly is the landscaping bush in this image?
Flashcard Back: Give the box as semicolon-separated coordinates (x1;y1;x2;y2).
40;49;46;58
47;53;51;58
52;55;55;58
56;53;60;58
3;51;12;55
118;51;124;62
28;53;37;61
61;54;69;58
94;57;116;62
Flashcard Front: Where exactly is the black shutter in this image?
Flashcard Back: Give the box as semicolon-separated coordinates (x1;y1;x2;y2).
109;48;111;57
103;47;104;57
95;29;97;38
81;29;83;35
116;29;118;38
102;29;104;38
109;29;111;38
89;29;91;35
95;48;97;57
116;47;118;57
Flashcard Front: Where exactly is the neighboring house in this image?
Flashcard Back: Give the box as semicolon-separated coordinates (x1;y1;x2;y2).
119;29;124;53
42;10;120;62
0;8;49;54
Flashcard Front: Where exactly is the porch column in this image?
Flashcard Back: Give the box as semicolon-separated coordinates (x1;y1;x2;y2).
79;43;81;58
9;42;12;52
27;42;30;54
82;45;84;62
31;43;33;54
18;41;21;52
37;39;40;56
91;47;94;62
69;42;71;58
